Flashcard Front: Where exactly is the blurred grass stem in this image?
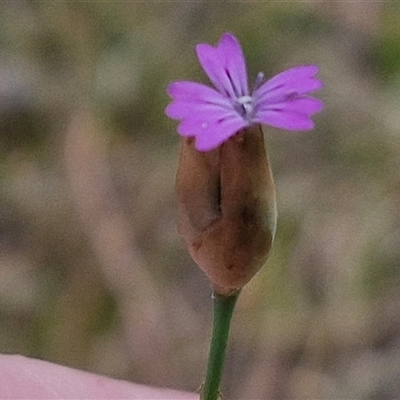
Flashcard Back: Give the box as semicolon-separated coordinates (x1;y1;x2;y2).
201;292;239;400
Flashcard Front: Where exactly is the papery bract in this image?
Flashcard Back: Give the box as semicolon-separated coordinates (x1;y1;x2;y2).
176;124;277;295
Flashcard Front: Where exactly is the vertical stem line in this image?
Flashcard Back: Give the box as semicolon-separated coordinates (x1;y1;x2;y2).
201;292;239;400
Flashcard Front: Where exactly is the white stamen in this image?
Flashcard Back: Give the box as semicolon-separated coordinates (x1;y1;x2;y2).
237;95;252;105
254;72;265;89
236;95;254;120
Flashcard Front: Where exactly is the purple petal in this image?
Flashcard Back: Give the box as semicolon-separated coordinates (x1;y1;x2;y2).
167;81;228;105
194;116;247;152
254;65;323;104
265;65;320;86
217;33;249;96
254;109;315;131
165;75;247;150
196;33;249;99
257;97;324;116
165;81;232;120
177;107;240;137
166;100;231;119
196;43;233;97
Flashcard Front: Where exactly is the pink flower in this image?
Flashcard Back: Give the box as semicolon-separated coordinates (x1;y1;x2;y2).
166;32;323;152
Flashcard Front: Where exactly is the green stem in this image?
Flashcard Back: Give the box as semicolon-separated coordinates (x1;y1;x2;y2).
201;291;240;400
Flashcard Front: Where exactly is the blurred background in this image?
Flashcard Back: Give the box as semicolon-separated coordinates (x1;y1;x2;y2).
0;1;399;399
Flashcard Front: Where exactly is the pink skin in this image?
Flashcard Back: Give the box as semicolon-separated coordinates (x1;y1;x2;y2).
0;354;197;399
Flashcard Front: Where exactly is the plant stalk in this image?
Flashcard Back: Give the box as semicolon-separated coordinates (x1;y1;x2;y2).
201;291;239;400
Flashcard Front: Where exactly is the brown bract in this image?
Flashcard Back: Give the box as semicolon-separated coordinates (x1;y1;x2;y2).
176;124;277;295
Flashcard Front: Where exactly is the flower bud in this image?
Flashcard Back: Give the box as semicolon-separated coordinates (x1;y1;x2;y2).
176;124;277;295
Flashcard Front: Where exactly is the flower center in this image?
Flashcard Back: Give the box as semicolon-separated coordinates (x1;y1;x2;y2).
235;95;254;121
